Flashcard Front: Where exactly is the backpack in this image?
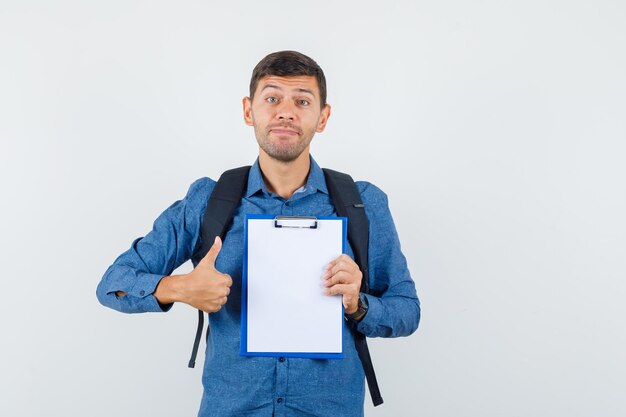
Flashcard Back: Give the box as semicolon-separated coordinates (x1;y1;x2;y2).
187;166;383;407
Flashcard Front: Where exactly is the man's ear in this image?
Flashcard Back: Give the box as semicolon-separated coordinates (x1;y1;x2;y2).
316;104;331;133
243;97;253;126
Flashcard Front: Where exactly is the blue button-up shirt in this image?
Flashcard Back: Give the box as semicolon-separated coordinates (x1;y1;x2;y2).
97;156;420;417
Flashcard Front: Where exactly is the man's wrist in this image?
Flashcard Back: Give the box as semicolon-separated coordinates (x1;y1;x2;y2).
345;293;368;322
154;274;182;305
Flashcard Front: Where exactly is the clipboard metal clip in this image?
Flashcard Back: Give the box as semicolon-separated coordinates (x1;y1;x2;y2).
274;216;318;229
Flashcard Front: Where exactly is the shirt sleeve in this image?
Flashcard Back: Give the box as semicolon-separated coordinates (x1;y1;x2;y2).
353;182;421;338
95;178;213;313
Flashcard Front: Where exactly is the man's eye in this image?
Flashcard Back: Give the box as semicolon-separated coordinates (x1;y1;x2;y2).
297;99;310;106
266;97;279;103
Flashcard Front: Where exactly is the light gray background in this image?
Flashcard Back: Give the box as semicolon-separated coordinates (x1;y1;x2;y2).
1;1;625;416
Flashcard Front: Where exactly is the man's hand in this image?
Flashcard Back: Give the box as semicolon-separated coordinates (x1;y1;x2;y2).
154;236;233;312
323;254;362;315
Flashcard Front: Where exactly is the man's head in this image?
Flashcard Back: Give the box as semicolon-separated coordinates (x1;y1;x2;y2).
249;50;327;109
243;51;331;163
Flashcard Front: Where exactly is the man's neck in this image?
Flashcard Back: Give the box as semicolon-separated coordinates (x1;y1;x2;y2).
258;149;311;200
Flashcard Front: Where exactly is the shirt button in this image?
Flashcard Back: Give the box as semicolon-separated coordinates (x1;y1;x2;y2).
277;398;283;404
139;290;145;296
285;202;290;206
279;357;285;362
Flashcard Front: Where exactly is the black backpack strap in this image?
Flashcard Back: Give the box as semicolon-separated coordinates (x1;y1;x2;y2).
188;166;251;369
323;168;384;407
198;166;252;259
188;309;204;368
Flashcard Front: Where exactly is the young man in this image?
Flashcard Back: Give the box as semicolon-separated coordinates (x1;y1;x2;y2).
97;50;420;417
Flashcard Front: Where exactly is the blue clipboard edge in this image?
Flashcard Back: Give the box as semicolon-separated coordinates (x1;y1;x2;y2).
240;213;348;360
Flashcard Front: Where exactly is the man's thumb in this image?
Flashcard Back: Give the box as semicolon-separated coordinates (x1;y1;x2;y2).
201;236;222;268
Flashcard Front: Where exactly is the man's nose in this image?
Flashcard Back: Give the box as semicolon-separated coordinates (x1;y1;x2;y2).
276;100;295;120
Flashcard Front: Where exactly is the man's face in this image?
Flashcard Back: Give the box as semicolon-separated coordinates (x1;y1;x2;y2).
243;75;331;162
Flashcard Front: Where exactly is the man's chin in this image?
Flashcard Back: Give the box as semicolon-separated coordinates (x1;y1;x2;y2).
267;151;302;163
257;136;312;163
260;146;305;163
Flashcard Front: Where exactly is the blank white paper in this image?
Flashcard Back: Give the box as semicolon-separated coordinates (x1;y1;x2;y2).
245;216;344;354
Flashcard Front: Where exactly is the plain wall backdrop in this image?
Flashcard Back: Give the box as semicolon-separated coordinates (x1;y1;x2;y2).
1;1;625;416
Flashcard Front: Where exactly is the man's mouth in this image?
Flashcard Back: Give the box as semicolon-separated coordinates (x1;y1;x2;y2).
270;128;299;136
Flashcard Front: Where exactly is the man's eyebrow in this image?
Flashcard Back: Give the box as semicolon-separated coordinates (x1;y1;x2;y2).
261;84;281;92
295;88;316;97
260;84;316;97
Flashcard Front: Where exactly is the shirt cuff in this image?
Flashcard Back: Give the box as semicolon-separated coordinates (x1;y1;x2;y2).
126;273;173;312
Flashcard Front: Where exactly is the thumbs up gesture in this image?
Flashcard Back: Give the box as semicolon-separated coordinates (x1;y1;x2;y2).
154;236;233;312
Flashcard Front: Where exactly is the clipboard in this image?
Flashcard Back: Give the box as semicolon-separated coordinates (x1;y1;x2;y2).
241;214;347;359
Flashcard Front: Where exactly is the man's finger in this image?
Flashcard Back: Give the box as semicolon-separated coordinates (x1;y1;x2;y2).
200;236;222;268
324;271;352;287
324;260;344;278
324;283;357;296
325;254;350;269
219;273;233;287
324;265;361;283
325;257;357;278
204;304;222;313
325;258;337;271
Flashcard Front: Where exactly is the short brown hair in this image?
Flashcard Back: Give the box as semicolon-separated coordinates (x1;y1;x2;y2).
249;50;327;108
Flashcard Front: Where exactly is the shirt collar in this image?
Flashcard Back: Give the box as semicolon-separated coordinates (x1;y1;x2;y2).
245;155;328;198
